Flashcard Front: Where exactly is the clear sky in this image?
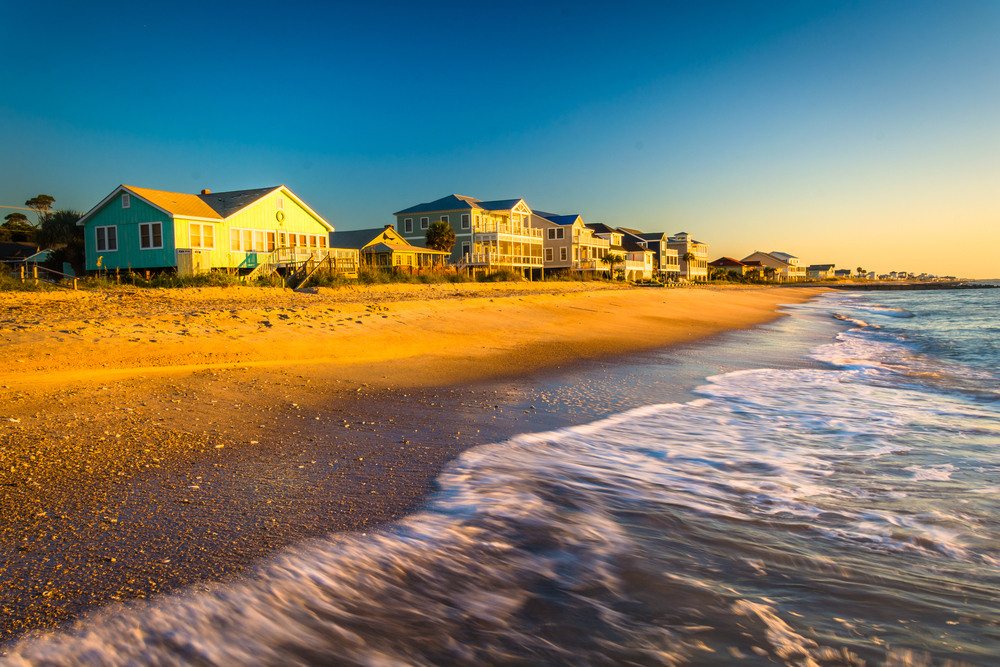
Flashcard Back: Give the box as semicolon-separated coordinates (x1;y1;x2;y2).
2;0;997;277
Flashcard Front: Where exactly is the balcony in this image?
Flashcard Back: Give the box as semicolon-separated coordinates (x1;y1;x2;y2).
473;222;543;238
464;252;542;267
573;259;602;270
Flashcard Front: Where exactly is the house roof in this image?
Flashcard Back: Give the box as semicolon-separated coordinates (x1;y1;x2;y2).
742;251;790;267
622;239;652;253
635;232;667;241
617;226;644;235
0;241;39;260
329;227;405;250
770;251;798;262
363;242;450;255
198;187;283;217
709;257;747;267
541;214;580;226
77;184;333;230
394;194;526;215
585;223;619;235
742;260;765;267
808;264;836;271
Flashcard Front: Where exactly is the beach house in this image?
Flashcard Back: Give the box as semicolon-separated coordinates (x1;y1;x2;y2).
709;257;751;276
393;194;543;278
619;229;680;281
76;185;336;274
666;232;709;280
807;264;836;279
329;226;450;269
741;251;806;282
529;212;610;275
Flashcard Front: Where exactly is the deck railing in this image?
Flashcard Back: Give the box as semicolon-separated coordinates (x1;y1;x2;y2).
464;252;543;267
473;223;543;238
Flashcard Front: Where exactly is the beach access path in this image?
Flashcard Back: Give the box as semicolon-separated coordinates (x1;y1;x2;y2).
0;281;827;643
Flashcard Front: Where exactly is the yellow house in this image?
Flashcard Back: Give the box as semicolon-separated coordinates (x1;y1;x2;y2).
329;226;449;268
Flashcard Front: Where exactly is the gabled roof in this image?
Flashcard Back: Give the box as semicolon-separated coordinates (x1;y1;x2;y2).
622;239;652;253
363;242;449;255
585;223;619;235
636;232;667;241
198;186;282;217
394;194;528;215
329;227;405;250
76;184;333;230
617;226;644;235
541;214;581;226
709;257;747;266
807;264;835;271
770;251;798;262
123;185;223;219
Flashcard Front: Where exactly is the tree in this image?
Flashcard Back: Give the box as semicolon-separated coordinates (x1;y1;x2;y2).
425;220;456;256
600;252;625;280
1;212;36;242
681;251;696;278
763;266;778;281
856;266;866;278
36;210;82;247
25;195;56;225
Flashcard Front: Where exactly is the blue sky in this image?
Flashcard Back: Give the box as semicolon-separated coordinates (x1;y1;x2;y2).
2;0;998;276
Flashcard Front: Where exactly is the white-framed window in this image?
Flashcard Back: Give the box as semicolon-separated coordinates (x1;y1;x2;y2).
190;223;215;249
547;228;556;240
574;247;579;260
560;247;567;261
95;225;118;252
276;196;285;210
462;241;470;257
420;217;429;230
461;214;469;229
404;218;412;233
545;248;553;262
556;228;565;240
441;215;449;224
139;222;163;250
121;193;130;209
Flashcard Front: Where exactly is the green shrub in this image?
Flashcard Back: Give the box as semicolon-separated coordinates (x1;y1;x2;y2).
0;271;55;292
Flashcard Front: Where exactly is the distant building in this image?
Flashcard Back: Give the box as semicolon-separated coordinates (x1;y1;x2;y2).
741;251;806;281
618;229;680;280
834;269;853;278
667;232;709;280
807;263;836;279
329;226;449;269
709;257;751;276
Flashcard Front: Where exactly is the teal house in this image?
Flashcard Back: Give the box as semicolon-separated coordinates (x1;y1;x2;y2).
76;185;334;273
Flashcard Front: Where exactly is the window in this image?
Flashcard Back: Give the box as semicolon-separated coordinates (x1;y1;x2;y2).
547;228;555;240
404;218;412;233
190;223;215;249
266;232;276;252
96;226;118;252
298;234;307;246
461;214;469;229
420;217;429;230
441;216;449;224
139;222;163;249
230;229;241;252
318;236;327;249
278;232;287;247
253;230;265;253
545;248;553;262
122;194;130;209
560;247;567;261
556;228;564;240
462;241;470;257
574;248;579;261
276;196;284;210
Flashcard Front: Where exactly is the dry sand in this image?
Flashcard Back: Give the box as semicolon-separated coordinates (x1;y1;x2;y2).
0;281;827;642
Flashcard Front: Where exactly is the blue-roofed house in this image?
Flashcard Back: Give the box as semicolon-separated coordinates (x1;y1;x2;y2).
393;194;543;278
530;212;610;274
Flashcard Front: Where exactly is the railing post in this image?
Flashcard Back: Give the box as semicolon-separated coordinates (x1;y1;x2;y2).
32;266;38;285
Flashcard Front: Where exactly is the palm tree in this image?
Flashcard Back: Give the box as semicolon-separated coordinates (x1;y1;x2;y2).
856;266;866;279
681;251;696;279
763;266;778;281
600;253;624;280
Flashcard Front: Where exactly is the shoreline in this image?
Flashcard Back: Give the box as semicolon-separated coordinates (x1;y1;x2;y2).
0;283;828;643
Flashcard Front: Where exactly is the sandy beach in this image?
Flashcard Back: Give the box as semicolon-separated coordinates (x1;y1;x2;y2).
0;282;826;643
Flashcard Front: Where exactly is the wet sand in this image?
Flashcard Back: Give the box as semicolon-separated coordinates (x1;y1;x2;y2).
0;282;826;643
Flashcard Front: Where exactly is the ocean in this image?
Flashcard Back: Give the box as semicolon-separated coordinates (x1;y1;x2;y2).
4;286;999;666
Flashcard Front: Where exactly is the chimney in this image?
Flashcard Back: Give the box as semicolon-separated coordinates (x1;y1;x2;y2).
201;189;211;195
385;224;394;229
